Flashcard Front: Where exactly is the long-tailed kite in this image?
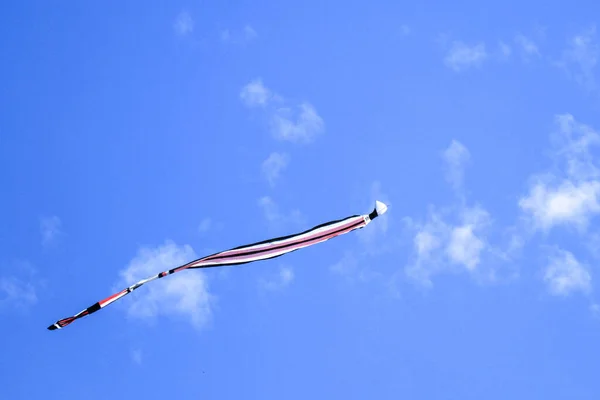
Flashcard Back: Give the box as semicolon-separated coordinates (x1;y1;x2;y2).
48;201;388;330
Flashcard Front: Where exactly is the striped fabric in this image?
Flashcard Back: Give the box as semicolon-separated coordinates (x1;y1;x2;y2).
48;203;385;331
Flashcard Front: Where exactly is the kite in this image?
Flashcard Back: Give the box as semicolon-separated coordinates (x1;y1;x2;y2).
47;200;388;330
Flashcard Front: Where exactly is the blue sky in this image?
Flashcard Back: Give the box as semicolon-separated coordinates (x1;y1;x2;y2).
2;1;600;398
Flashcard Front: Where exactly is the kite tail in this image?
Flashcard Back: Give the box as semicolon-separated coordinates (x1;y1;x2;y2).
47;200;388;331
47;270;172;330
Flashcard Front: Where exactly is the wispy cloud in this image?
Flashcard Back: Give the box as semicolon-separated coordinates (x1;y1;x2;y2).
0;276;37;309
400;24;411;36
174;11;193;36
403;140;504;287
198;218;212;234
240;79;275;108
499;41;512;58
591;303;600;317
514;114;600;310
443;41;487;72
330;251;359;277
0;261;39;311
270;103;325;143
262;152;290;186
404;203;493;286
241;79;325;143
259;266;294;291
330;251;384;285
543;248;592;296
442;140;471;192
221;25;258;44
257;196;304;230
557;26;598;91
514;34;540;58
519;114;600;233
40;215;62;247
115;241;213;330
406;140;495;283
131;349;143;365
446;207;490;270
519;180;600;232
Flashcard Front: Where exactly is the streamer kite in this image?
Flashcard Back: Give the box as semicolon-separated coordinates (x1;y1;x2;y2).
47;200;388;331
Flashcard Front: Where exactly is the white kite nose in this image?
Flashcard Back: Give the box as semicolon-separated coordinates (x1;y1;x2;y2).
375;200;388;215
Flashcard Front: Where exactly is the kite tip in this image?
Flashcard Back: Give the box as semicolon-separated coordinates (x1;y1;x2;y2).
47;323;59;331
368;200;389;221
375;200;388;216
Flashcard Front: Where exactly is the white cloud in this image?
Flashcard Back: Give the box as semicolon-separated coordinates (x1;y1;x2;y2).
519;180;600;232
515;34;540;57
442;140;471;191
515;114;600;308
405;204;491;286
240;79;274;107
519;114;600;233
244;25;258;40
0;276;37;309
558;26;598;91
198;218;212;234
174;11;193;36
270;103;324;143
221;25;258;44
585;231;600;259
330;251;359;277
543;248;591;296
259;266;294;291
444;41;487;71
115;241;213;330
552;113;600;179
258;196;304;229
448;226;480;265
131;349;143;365
414;229;440;256
241;79;325;143
262;152;290;186
403;140;503;286
330;250;385;285
499;41;512;57
258;196;279;222
40;215;62;247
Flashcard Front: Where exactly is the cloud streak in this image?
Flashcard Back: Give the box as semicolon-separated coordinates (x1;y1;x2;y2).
544;248;592;296
403;140;505;287
444;41;487;71
40;215;62;247
259;266;294;291
257;196;304;230
443;140;471;192
0;276;37;309
241;79;325;143
262;152;290;186
221;25;258;44
557;26;598;91
514;34;540;58
519;114;600;233
174;11;193;36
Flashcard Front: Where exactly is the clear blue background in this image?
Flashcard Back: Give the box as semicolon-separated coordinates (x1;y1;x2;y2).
1;1;599;399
